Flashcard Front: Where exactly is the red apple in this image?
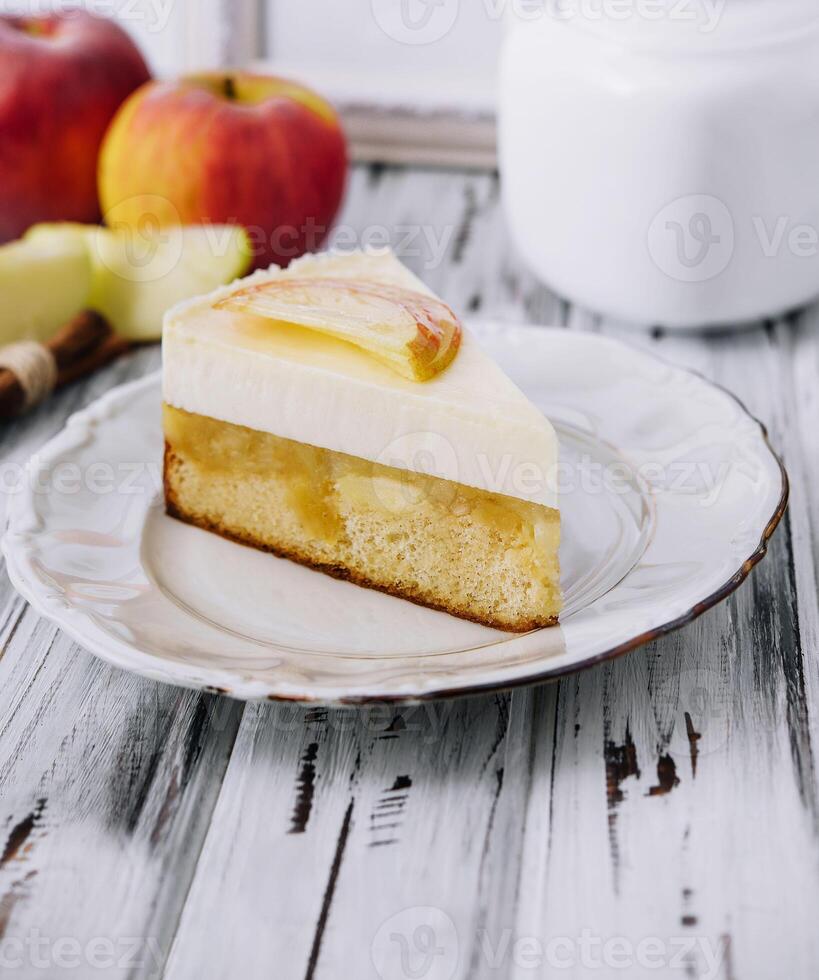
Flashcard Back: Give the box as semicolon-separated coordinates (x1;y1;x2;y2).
0;10;150;242
98;72;348;269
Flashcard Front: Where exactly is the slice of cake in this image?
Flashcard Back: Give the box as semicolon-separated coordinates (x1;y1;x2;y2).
162;250;560;632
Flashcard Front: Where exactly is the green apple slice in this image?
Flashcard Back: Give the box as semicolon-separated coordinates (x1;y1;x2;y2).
0;233;92;346
26;223;252;341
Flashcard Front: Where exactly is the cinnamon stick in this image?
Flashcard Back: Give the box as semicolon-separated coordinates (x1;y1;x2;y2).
0;311;130;419
56;331;130;387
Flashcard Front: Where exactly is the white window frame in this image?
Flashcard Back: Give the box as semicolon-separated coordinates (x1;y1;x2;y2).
181;0;262;72
183;0;496;168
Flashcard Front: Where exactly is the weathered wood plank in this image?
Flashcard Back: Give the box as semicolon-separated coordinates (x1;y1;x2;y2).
777;311;819;817
165;697;518;979
163;699;366;978
0;620;244;978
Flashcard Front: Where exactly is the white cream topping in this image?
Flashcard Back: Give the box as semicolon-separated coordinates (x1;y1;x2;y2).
162;250;559;509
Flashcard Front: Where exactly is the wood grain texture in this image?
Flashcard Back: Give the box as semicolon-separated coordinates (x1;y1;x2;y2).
0;166;817;979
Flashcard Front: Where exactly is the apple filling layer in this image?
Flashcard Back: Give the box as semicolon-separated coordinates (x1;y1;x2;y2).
163;405;561;632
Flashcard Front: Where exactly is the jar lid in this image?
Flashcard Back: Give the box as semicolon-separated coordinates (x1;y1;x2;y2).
509;0;819;52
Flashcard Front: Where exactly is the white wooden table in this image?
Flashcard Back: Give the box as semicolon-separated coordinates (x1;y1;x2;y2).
1;165;817;980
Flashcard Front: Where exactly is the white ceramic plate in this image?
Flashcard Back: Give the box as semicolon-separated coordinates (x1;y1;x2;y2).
3;325;787;704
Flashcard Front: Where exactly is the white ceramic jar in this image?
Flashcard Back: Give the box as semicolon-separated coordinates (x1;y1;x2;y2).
499;0;819;327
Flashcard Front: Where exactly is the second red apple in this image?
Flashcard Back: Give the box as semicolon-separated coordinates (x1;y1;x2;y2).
99;73;348;270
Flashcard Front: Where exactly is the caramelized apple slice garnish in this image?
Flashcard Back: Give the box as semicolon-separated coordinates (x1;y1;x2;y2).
216;277;463;381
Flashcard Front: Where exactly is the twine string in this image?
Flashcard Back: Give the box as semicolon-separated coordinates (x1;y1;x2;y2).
0;341;58;410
